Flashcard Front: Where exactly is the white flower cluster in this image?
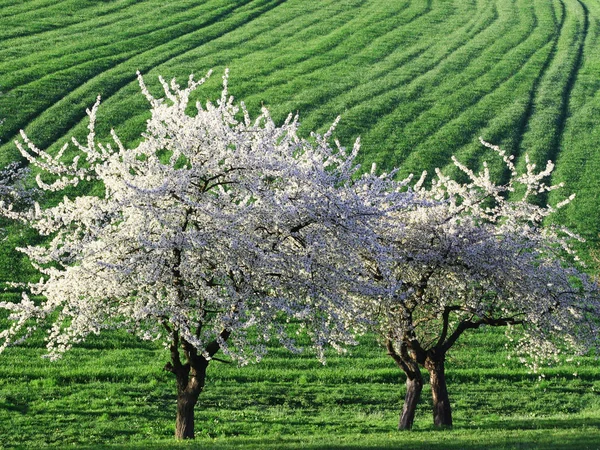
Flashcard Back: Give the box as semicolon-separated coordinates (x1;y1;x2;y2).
0;70;408;364
373;138;599;371
0;162;39;222
0;71;597;372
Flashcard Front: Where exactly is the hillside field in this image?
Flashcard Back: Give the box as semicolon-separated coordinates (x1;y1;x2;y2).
1;0;600;448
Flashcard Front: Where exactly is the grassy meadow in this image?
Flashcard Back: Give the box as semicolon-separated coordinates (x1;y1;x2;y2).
1;322;599;449
1;0;600;448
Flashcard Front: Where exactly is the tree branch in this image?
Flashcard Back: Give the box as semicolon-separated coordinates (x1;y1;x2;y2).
436;305;463;348
204;328;232;358
443;316;524;352
164;330;184;374
211;356;232;364
386;339;413;374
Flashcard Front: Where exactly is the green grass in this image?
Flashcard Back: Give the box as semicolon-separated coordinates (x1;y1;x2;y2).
0;326;599;449
1;0;600;447
2;0;598;249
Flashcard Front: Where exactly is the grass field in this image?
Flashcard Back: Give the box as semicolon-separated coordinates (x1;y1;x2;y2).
1;321;599;449
1;0;600;448
2;0;600;246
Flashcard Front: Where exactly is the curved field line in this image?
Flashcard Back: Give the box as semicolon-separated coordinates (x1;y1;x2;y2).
449;0;566;186
0;0;141;40
0;0;348;118
395;39;558;176
0;0;404;154
0;0;237;59
0;0;464;165
0;0;460;152
167;0;434;113
551;0;589;162
222;0;423;92
95;0;461;144
545;0;599;245
43;0;373;140
416;0;586;188
0;1;174;58
0;0;288;162
376;1;558;172
0;0;274;130
0;0;255;91
509;0;565;163
0;0;71;20
234;0;448;120
339;0;543;159
547;96;600;244
282;0;498;135
310;0;501;124
508;0;587;202
562;0;600;108
204;0;416;86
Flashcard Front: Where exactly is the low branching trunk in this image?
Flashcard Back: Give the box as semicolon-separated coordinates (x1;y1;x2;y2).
425;354;452;428
165;328;230;439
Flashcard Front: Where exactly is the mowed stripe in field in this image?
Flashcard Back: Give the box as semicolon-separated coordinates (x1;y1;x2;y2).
550;0;600;243
0;0;599;245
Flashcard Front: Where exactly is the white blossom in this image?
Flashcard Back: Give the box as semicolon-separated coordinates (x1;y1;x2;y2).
0;70;410;365
366;138;599;372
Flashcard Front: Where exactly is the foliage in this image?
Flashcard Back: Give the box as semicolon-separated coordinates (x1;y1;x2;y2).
0;0;600;443
364;138;600;427
0;69;411;362
0;69;413;438
378;139;599;367
1;68;599;434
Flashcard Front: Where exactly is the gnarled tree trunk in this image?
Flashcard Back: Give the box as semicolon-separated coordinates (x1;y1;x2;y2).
425;355;452;428
387;339;423;430
399;370;423;430
174;361;208;439
165;328;230;439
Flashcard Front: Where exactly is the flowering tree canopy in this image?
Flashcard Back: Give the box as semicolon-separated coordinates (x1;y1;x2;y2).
0;70;597;437
365;139;600;429
0;70;411;438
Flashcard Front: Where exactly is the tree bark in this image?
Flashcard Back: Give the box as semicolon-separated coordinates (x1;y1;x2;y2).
174;363;207;439
426;357;452;428
386;339;423;430
176;391;198;439
399;372;423;430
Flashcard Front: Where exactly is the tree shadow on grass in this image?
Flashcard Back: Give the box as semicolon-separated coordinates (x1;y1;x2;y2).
77;433;600;450
0;395;28;414
75;417;600;450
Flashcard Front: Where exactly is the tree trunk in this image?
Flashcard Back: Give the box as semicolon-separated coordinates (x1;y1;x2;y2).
166;328;230;439
426;358;452;428
175;392;198;439
386;339;423;431
174;357;208;439
174;368;206;439
399;372;423;430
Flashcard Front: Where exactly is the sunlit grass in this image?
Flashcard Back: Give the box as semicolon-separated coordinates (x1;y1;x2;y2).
1;0;600;447
0;326;599;448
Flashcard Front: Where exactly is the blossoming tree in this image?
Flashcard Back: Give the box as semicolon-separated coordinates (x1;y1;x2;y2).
0;71;409;439
366;140;600;429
